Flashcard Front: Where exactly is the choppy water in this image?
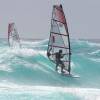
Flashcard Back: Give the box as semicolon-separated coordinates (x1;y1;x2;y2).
0;38;100;100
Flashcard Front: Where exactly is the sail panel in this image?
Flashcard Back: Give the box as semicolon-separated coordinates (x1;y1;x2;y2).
51;20;60;34
49;34;69;49
53;5;66;24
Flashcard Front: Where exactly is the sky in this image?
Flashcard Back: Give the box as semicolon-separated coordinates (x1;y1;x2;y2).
0;0;100;39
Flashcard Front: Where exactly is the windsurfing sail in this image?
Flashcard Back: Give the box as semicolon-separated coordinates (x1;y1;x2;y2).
8;22;21;48
47;4;71;74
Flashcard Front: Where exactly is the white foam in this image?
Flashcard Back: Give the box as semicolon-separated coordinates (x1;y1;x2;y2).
21;39;48;46
86;41;100;47
74;39;100;47
8;48;38;57
0;64;12;72
88;58;100;62
0;82;100;100
88;50;100;55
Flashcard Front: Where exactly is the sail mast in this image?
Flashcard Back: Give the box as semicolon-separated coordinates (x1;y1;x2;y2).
60;5;71;74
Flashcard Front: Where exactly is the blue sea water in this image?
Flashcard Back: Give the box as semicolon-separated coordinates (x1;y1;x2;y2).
0;38;100;100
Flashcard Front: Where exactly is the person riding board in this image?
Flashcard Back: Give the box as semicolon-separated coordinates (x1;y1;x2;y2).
47;49;65;73
55;49;65;73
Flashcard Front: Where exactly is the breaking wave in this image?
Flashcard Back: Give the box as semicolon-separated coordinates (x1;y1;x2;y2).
0;39;100;100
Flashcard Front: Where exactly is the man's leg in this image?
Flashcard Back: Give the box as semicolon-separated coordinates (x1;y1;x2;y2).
61;62;65;73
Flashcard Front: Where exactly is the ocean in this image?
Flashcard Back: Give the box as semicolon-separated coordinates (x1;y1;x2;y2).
0;38;100;100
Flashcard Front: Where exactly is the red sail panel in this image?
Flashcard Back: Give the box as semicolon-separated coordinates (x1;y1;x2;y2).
54;5;66;23
54;5;69;33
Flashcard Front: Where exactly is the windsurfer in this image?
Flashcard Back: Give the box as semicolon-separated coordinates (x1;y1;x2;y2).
55;49;65;73
47;49;65;73
47;4;71;75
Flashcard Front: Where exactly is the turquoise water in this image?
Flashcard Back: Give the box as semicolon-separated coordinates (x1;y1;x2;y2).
0;39;100;100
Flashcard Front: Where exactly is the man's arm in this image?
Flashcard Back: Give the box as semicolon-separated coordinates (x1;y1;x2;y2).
62;53;71;56
47;52;56;57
